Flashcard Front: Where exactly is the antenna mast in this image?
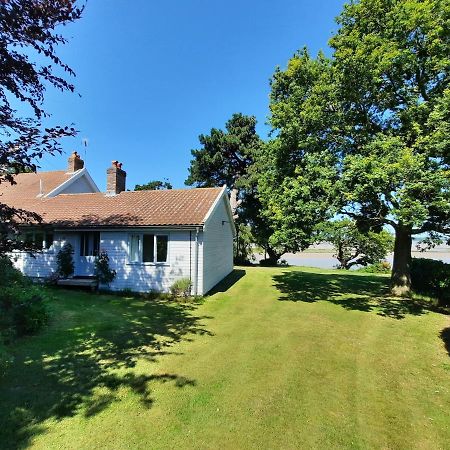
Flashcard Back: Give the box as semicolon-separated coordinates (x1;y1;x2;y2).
82;138;89;162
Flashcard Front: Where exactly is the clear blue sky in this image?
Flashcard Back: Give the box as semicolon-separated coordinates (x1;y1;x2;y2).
38;0;345;190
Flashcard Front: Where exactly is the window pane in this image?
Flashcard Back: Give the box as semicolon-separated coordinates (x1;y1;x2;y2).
80;233;86;256
156;235;168;262
143;234;154;262
93;232;100;256
130;235;140;262
35;232;44;249
45;233;54;249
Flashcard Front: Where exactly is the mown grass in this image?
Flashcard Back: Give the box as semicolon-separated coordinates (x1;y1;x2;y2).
1;266;449;449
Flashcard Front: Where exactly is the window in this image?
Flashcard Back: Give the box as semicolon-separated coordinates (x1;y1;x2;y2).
80;232;100;256
143;234;154;262
18;229;53;250
130;234;140;263
156;235;168;262
129;234;168;263
44;233;54;250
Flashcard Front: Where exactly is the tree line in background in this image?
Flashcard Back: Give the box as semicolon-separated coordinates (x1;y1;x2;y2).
186;0;450;295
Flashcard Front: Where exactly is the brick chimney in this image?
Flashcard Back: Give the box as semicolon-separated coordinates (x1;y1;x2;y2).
67;151;84;172
106;160;126;195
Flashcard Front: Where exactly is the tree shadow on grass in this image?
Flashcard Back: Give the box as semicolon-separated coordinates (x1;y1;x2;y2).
273;270;433;320
0;290;212;449
440;328;450;358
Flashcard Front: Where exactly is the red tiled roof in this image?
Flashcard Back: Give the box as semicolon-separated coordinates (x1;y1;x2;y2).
0;171;223;227
0;171;73;202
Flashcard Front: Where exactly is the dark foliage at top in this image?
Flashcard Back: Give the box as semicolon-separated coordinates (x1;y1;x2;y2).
0;0;83;255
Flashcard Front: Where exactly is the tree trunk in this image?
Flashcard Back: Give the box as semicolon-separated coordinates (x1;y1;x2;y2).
229;188;241;219
266;246;281;265
391;225;412;296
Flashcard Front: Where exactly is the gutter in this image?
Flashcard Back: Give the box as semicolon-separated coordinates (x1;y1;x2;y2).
53;225;204;232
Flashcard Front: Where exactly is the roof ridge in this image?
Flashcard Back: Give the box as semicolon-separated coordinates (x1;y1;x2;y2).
126;186;223;193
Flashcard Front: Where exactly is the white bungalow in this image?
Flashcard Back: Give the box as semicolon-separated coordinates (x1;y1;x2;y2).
1;153;235;295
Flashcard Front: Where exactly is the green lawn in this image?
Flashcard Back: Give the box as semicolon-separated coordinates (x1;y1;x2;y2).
1;266;449;449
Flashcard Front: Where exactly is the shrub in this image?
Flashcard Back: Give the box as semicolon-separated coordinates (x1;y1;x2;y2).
0;257;49;343
13;291;48;336
0;256;25;285
0;338;13;378
94;251;116;285
358;261;392;273
44;271;60;286
0;285;49;338
259;258;277;267
169;278;192;298
411;258;450;305
56;243;74;278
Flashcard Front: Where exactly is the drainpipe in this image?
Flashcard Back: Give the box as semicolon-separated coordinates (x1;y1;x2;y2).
193;226;200;296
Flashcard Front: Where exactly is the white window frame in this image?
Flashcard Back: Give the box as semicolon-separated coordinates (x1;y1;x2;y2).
128;232;169;265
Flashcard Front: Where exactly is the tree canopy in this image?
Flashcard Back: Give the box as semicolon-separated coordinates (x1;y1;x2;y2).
263;0;450;292
186;113;287;263
319;219;394;270
0;0;83;254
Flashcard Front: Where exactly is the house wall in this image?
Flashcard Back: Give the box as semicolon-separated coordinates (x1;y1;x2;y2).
12;251;57;279
12;219;235;296
100;230;204;294
11;232;75;278
60;176;95;194
202;197;234;294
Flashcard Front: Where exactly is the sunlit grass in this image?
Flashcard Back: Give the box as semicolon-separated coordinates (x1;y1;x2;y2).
1;266;449;449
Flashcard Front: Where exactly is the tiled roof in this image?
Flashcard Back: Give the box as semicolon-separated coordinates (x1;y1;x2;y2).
0;171;224;227
0;171;73;202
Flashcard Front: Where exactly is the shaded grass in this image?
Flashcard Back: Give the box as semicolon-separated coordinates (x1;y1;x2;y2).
1;267;449;449
272;268;431;319
0;291;209;448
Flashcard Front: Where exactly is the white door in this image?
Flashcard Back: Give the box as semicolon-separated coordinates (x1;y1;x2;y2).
75;232;100;276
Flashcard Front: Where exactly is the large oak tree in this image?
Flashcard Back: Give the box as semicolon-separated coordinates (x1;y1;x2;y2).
265;0;450;294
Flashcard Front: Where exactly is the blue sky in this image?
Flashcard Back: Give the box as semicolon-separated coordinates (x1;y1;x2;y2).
37;0;345;190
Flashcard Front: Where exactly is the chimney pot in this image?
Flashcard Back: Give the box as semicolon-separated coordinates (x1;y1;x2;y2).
67;151;84;172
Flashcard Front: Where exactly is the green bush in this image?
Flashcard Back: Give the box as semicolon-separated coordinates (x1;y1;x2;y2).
0;284;49;338
0;338;13;378
0;256;25;285
357;261;392;273
259;258;289;267
0;257;49;378
259;258;277;267
0;257;49;343
169;278;192;298
94;251;116;285
56;243;74;278
411;258;450;305
13;291;48;335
